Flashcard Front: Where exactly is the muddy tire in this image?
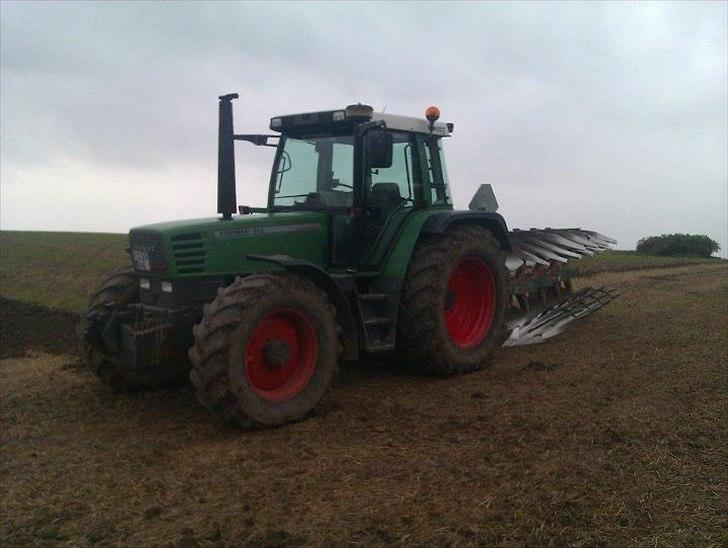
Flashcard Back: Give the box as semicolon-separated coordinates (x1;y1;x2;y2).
79;266;141;390
397;224;508;374
188;273;339;428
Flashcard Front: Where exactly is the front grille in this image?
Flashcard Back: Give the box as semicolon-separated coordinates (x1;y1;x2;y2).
171;232;206;274
129;230;167;273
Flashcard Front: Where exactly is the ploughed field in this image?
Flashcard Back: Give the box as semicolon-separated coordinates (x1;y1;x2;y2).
1;231;726;545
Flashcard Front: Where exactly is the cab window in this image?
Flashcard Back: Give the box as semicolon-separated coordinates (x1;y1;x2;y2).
272;135;354;209
366;131;416;211
425;137;452;206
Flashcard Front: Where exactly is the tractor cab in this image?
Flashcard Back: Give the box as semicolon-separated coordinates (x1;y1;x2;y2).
223;96;454;267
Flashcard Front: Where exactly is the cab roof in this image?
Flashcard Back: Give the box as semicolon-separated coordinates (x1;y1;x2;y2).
270;105;451;137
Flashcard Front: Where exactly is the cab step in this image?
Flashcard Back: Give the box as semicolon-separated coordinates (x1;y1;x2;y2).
355;289;397;353
358;293;388;302
364;317;391;326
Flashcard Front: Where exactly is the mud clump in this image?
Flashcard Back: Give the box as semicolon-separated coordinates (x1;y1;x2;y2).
523;360;560;372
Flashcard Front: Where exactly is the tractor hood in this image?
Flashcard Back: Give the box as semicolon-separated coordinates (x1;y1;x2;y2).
128;211;329;278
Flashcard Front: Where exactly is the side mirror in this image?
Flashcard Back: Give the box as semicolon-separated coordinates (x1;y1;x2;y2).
366;128;393;168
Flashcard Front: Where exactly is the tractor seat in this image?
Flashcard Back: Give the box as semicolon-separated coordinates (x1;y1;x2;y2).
368;182;405;213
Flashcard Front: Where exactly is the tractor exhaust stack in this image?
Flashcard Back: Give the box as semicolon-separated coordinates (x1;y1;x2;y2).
217;93;239;220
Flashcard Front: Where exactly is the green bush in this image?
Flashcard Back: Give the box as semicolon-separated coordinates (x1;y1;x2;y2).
636;233;720;257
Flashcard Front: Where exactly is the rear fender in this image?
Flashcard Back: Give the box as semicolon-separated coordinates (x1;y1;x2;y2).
378;210;512;280
421;211;512;251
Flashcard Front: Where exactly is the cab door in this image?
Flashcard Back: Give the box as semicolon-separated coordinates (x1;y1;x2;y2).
356;131;423;267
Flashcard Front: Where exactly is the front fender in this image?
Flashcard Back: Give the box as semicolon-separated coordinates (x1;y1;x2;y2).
246;254;359;360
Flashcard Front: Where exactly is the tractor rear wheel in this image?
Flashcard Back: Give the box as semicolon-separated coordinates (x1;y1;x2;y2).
188;273;339;428
397;224;508;374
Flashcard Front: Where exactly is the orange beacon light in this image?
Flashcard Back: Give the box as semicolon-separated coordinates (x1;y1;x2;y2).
425;106;440;132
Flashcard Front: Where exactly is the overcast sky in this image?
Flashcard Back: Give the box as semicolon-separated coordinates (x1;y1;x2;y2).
1;1;726;254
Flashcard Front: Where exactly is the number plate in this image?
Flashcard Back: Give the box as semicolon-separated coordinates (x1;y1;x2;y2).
132;249;151;271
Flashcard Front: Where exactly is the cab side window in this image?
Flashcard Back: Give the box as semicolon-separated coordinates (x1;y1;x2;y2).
425;137;452;206
366;132;416;212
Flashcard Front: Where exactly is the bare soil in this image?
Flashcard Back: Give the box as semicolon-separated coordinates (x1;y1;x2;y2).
0;298;77;359
1;264;727;545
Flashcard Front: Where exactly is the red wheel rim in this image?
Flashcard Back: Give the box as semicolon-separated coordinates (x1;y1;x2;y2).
244;309;318;401
443;256;496;349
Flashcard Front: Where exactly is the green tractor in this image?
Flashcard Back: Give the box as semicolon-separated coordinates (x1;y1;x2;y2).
81;93;616;428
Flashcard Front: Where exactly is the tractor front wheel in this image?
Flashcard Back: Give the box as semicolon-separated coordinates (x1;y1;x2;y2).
80;266;190;390
397;224;508;374
188;274;339;428
79;266;140;390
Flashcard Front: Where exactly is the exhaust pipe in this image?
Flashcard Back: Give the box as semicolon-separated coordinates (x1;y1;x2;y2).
217;93;238;220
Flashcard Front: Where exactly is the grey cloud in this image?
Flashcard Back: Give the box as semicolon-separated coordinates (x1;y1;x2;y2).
1;1;726;253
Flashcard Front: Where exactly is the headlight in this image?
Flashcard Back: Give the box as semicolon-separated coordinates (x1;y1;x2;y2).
139;278;151;290
161;281;173;293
